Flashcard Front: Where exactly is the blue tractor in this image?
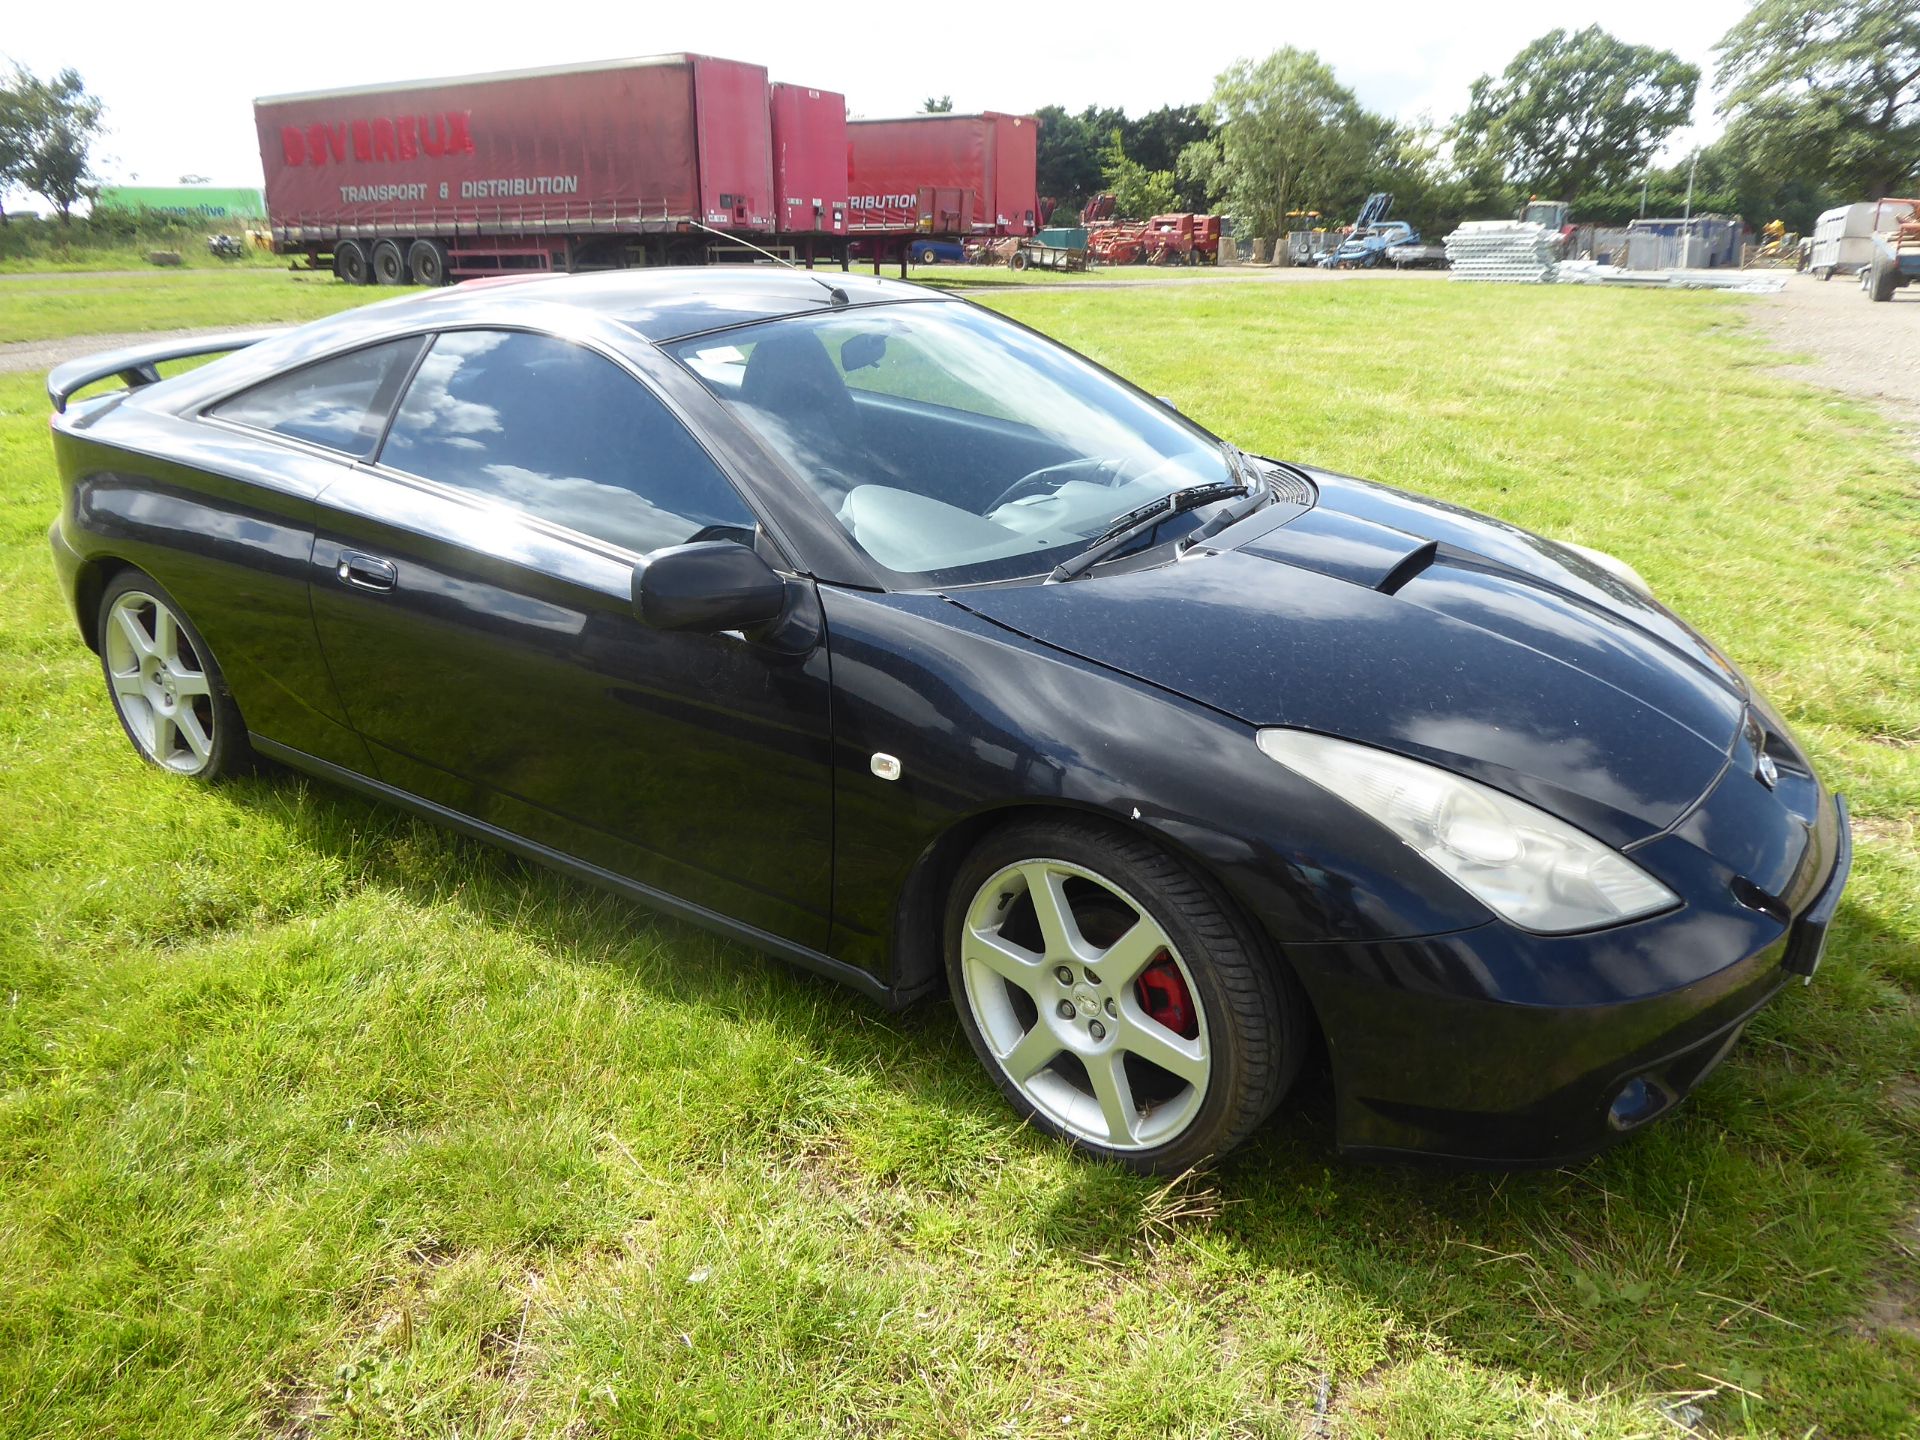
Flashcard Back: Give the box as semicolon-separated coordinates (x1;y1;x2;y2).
1318;193;1420;268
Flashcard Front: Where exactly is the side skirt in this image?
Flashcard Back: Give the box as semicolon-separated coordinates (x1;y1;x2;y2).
252;737;898;1008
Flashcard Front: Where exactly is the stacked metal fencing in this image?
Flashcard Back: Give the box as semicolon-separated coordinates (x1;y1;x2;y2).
1442;221;1560;283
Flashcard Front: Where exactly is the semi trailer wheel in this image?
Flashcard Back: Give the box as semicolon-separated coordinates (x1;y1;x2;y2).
334;240;371;285
407;239;450;286
372;239;408;285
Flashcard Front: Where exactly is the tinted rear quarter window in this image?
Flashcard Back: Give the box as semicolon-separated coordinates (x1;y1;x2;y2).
207;338;422;456
379;329;757;555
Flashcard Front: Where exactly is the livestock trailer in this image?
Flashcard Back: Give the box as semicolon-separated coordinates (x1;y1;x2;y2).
1809;203;1881;279
255;54;842;284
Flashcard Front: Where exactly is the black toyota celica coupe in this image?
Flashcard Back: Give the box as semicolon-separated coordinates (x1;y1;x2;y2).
46;270;1850;1173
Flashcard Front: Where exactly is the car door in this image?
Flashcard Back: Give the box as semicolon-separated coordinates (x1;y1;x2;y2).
306;326;835;950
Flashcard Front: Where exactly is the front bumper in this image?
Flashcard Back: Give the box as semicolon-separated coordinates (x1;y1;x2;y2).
1286;786;1852;1167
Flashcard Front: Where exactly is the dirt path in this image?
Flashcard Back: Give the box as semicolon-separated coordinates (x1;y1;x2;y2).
1744;271;1920;455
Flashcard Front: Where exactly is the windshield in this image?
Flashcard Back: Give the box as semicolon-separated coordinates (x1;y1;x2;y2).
664;303;1234;583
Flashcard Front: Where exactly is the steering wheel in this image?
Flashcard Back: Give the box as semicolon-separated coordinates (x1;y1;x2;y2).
984;459;1118;514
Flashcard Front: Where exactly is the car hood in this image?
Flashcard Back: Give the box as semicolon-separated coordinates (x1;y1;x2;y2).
950;469;1748;848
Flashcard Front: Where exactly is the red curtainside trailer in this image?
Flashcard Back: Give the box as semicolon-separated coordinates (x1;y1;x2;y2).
255;54;830;285
769;83;849;251
846;112;1039;267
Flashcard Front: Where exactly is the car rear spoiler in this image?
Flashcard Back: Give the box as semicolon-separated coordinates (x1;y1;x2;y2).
47;328;288;413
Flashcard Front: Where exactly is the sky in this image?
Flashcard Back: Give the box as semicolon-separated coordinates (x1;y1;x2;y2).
3;0;1752;195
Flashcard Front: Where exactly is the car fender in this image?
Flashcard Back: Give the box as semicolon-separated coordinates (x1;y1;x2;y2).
816;587;1495;996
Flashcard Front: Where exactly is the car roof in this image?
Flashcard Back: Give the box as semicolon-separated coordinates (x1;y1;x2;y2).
353;267;948;342
73;268;954;422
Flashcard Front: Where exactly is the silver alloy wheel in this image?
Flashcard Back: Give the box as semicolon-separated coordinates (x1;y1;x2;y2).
103;589;217;775
960;858;1211;1150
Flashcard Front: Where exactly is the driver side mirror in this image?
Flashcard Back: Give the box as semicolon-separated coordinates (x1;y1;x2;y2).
632;541;787;634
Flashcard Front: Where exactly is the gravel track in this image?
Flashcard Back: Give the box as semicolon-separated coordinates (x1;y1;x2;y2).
0;327;250;379
1743;270;1920;455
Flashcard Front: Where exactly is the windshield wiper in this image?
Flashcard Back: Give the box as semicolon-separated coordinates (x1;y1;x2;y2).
1048;481;1247;582
1183;448;1275;549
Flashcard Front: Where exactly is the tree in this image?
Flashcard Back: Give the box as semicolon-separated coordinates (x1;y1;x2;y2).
1453;27;1698;202
1206;49;1385;247
1099;132;1177;219
1368;121;1484;240
921;95;954;114
0;70;39;225
6;67;105;223
1716;0;1920;200
1035;105;1104;207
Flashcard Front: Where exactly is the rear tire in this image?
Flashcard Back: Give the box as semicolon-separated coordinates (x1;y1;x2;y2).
372;238;408;285
97;569;250;781
408;238;450;286
944;816;1306;1173
918;247;938;265
334;239;371;286
1869;254;1897;302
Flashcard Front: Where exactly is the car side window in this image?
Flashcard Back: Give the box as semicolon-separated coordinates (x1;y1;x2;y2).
379;329;758;555
207;338;423;456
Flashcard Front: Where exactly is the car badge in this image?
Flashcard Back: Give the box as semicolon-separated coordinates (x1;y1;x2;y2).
1756;752;1779;789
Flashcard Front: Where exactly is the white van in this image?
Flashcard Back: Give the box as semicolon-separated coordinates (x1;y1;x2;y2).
1809;203;1880;279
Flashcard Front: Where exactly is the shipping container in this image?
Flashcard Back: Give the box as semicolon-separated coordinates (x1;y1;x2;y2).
1622;215;1744;270
846;113;1039;241
770;83;848;239
254;54;788;283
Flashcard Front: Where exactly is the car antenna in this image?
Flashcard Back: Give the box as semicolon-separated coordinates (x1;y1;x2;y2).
685;218;850;306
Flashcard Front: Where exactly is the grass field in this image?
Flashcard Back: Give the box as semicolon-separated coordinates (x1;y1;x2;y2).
0;270;384;345
1;270;1917;1439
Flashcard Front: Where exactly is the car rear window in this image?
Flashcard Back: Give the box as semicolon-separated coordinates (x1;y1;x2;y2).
207;338;423;456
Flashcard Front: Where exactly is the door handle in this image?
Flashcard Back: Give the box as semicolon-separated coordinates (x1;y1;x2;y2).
336;552;398;592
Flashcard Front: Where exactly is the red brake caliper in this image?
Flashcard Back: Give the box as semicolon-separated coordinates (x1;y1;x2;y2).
1135;955;1199;1039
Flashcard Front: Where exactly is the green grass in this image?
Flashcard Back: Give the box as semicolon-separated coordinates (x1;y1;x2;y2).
0;270;399;345
905;260;1235;288
2;271;1917;1438
0;244;292;275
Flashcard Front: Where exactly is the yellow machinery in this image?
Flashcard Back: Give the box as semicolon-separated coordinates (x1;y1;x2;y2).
1745;219;1803;268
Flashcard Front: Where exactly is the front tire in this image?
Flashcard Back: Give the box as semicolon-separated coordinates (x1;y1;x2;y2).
97;570;249;780
944;817;1306;1173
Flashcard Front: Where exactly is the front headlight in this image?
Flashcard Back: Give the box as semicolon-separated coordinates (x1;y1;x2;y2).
1256;729;1678;933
